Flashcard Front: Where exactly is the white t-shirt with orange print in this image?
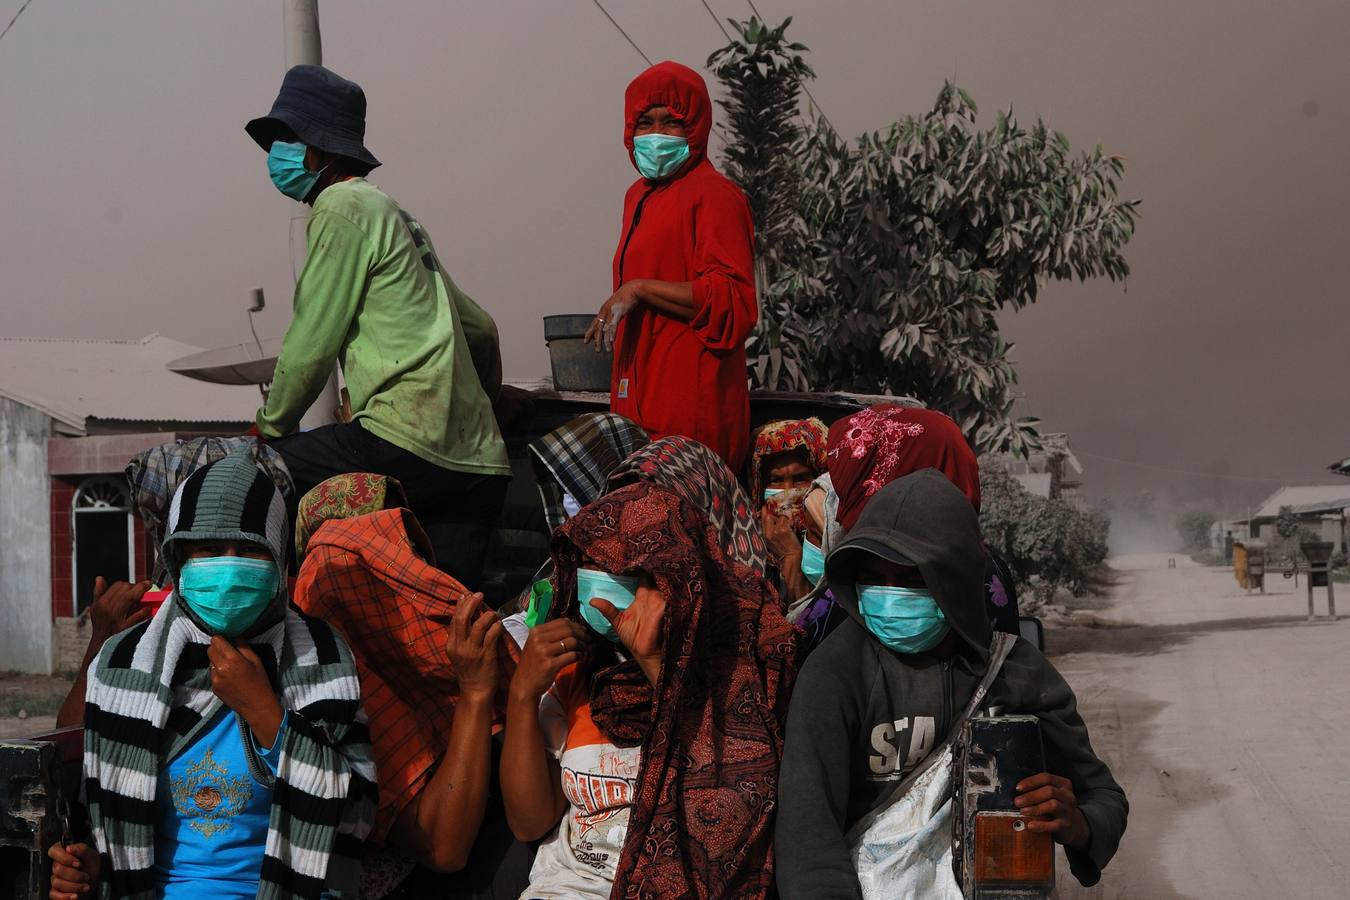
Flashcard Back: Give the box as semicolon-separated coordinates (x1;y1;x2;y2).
522;663;642;900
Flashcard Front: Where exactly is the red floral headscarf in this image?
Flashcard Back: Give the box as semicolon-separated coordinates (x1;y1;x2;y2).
826;405;981;530
552;482;801;900
748;417;829;510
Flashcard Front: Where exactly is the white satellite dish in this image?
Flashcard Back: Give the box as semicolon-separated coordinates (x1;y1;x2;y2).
167;336;284;386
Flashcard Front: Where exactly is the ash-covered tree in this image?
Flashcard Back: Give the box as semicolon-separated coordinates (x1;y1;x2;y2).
710;16;1140;455
707;16;814;390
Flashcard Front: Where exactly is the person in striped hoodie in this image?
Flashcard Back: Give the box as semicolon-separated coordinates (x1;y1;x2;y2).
47;448;376;900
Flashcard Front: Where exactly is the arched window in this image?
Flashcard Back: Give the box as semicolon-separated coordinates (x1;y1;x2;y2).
72;476;134;613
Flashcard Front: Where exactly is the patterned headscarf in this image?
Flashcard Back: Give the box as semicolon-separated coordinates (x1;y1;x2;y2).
529;412;650;531
827;405;981;530
552;482;801;900
748;417;829;509
607;435;768;576
294;473;415;561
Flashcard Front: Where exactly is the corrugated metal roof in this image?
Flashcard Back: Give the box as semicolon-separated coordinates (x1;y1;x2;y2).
0;335;260;434
1253;485;1350;520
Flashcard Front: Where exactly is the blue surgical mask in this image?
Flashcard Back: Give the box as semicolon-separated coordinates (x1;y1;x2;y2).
178;556;279;637
856;585;949;654
576;567;639;641
801;539;826;586
267;140;322;201
632;133;691;180
763;488;785;502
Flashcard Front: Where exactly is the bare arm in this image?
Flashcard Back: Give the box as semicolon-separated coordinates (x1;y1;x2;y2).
393;692;494;871
500;619;586;841
57;578;151;728
633;279;695;322
585;280;695;349
391;594;503;871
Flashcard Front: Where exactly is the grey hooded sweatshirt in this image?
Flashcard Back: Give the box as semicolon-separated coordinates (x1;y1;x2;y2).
775;470;1127;898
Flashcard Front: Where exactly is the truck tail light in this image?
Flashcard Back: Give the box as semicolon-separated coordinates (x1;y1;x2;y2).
972;811;1055;888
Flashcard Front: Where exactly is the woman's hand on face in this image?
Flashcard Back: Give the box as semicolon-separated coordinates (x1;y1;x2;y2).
48;841;99;899
583;281;643;352
591;579;666;684
446;592;504;700
510;618;589;704
760;507;802;566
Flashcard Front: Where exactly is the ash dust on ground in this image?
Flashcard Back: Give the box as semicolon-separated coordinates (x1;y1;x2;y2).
1050;554;1350;899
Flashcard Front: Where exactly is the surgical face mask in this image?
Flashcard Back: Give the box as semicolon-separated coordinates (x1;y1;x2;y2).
561;492;582;519
856;585;949;654
576;567;639;642
763;488;785;502
178;556;279;637
267;140;323;201
632;133;691;180
800;539;826;586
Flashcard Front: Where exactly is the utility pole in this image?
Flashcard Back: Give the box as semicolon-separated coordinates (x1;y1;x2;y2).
284;0;322;68
282;0;342;429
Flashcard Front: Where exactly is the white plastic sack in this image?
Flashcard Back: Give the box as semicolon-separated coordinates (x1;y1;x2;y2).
848;743;962;900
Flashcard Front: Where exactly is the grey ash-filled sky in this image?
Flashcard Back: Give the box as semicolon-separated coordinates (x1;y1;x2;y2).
2;0;1348;520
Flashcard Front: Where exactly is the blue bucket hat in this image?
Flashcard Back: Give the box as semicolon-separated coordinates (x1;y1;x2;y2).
246;64;380;170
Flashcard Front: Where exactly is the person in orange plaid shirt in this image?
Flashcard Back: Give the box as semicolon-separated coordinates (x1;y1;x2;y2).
293;474;532;898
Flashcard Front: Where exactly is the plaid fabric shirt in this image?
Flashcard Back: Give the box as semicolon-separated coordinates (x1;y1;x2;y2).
528;412;649;531
126;437;293;582
293;508;517;840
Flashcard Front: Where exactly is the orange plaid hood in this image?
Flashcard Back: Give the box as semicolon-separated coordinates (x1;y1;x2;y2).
294;507;517;841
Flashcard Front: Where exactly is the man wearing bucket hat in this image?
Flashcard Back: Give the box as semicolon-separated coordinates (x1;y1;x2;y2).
246;64;511;587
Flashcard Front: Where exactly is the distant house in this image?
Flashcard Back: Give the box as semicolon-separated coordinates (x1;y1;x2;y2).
983;432;1084;501
1244;484;1350;553
0;335;258;674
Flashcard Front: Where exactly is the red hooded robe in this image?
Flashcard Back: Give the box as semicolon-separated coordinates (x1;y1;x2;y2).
611;61;757;472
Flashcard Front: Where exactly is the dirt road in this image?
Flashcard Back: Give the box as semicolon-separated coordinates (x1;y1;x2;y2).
1050;554;1350;898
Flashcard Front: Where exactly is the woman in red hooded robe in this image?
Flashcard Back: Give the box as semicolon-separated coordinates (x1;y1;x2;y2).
584;62;757;472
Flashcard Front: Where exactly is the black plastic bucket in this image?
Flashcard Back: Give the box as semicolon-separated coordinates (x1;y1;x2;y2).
543;314;612;392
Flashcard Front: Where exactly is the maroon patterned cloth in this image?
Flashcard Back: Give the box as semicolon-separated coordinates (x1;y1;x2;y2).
607;435;769;577
552;482;803;900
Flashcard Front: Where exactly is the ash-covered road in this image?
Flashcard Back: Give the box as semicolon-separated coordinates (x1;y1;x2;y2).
1051;554;1350;898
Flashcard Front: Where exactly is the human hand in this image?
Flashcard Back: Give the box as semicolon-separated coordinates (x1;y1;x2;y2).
510;619;589;703
209;636;284;748
48;841;99;899
583;281;642;352
590;578;666;685
1015;772;1091;849
760;507;802;567
446;592;504;700
87;577;153;642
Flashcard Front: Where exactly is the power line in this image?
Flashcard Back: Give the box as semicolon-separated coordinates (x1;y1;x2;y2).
0;0;36;45
589;0;653;66
697;0;733;42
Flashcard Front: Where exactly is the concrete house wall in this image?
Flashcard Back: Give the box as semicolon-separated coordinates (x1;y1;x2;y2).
0;396;52;673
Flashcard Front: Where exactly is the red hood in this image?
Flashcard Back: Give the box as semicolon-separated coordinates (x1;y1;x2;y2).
623;61;713;176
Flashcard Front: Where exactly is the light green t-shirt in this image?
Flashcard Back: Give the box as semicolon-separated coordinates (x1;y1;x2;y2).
258;179;509;476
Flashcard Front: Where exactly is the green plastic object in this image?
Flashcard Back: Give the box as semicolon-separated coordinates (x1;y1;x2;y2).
524;579;554;628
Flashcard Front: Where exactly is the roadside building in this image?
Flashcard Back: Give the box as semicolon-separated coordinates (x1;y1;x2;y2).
0;335;255;673
983;432;1084;501
1243;484;1350;554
